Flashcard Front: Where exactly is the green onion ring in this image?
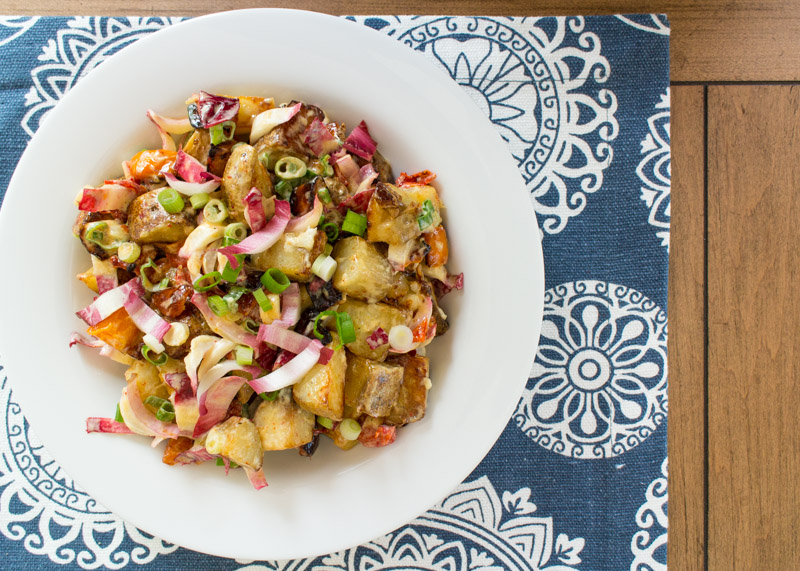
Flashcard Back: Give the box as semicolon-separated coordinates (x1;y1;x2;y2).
142;345;168;366
193;271;222;292
260;268;290;294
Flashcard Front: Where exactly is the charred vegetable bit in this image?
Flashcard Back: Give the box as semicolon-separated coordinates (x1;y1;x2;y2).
74;90;462;490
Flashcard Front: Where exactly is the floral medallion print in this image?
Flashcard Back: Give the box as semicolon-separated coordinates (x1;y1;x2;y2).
0;17;39;47
0;372;177;569
21;17;182;138
630;458;668;571
514;281;668;458
235;476;586;571
637;89;671;250
614;15;670;36
351;16;619;234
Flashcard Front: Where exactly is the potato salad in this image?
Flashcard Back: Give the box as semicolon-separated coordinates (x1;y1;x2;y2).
71;91;463;489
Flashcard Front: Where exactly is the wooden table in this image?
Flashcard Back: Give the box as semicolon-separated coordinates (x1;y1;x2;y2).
4;1;799;568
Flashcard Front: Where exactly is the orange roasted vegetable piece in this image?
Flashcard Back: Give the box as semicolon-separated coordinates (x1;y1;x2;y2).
87;308;143;355
162;437;195;465
127;149;177;182
423;225;448;267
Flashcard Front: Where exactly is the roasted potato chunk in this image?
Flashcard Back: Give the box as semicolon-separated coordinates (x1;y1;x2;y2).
254;388;314;450
385;354;430;425
221;143;273;223
205;416;263;470
332;236;403;303
251;227;326;282
345;355;404;417
124;360;170;415
293;337;346;420
337;299;411;361
128;189;195;243
366;182;443;245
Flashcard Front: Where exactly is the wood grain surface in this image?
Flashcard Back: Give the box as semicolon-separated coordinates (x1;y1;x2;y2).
708;85;800;569
0;2;797;568
1;1;799;81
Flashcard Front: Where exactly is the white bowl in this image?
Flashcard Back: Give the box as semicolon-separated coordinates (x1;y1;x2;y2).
0;9;543;561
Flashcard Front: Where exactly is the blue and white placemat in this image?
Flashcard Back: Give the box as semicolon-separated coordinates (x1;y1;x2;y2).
0;15;670;570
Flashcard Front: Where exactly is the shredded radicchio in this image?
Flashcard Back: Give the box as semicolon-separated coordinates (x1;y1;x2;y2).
366;327;389;349
343;120;377;161
196;91;240;127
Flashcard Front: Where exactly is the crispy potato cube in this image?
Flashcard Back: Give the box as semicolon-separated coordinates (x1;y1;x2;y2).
332;236;398;303
385;354;430;425
254;388;314;450
87;308;143;356
293;338;346;420
205;416;263;470
338;299;411;361
183;129;210;165
366;182;443;245
345;355;404;417
251;228;326;282
128;189;195;243
124;360;170;415
221;143;273;223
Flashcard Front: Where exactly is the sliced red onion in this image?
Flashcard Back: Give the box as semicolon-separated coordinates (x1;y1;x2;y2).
249;102;302;144
185;335;219;392
76;279;145;327
218;200;291;268
86;418;134;434
91;255;119;294
69;331;103;348
366;327;389;350
271;283;300;328
352;163;378;194
146;109;177;152
173;444;215;465
243;188;267;232
123;287;171;342
178;223;226;259
193;375;246;437
165;172;220;195
197;359;248;397
197;91;239;127
191;293;260;350
272;349;295;371
174;149;221;184
343;120;377;161
336;187;374;215
146;109;193;134
432;271;465;297
257;323;316;354
285;195;323;234
303;118;340;156
247;340;323;393
124;383;182;439
164;372;195;402
245;466;268;490
332;150;359;183
78;183;138;212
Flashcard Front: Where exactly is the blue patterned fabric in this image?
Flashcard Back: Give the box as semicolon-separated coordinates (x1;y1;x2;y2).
0;15;670;570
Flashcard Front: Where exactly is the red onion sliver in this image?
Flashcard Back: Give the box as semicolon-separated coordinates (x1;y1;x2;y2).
165;172;220;195
303;118;340;156
366;327;389;350
257;323;316;354
218;199;291;268
125;383;182;439
193;375;246;437
173;445;215;465
178;223;226;259
332;151;359;183
245;466;268;490
174;149;221;183
271;283;300;328
249;103;302;144
123;287;171;342
243;188;267;232
92;255;118;294
146;109;193;135
146;109;177;151
352;163;378;194
164;372;195;402
76;279;145;326
285;195;323;234
197;91;239;127
86;418;134;434
191;293;260;350
342;120;377;161
247;340;323;393
69;331;103;349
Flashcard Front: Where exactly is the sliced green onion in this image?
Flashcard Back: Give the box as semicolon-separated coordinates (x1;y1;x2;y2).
221;261;242;283
203;199;229;224
258;150;271;169
260;390;279;401
226;285;248;302
225;222;248;241
235;345;254;366
311;254;338;282
215;457;239;468
252;288;273;312
342;210;367;236
274;156;307;180
316;416;334;430
417;199;435;230
221;236;240;247
145;396;169;408
313;310;337;340
85;221;108;245
274;179;293;199
144;396;176;423
193;271;222;292
322;222;339;241
190;192;210;209
336;311;356;345
117;242;141;264
316;186;332;204
260;268;290;294
84;221;129;250
320;154;333;177
209;120;236;145
141;344;168;366
339;418;362;441
208;295;230;316
140;259;169;292
323;243;333;257
242;318;260;334
158;188;185;214
114;403;124;423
